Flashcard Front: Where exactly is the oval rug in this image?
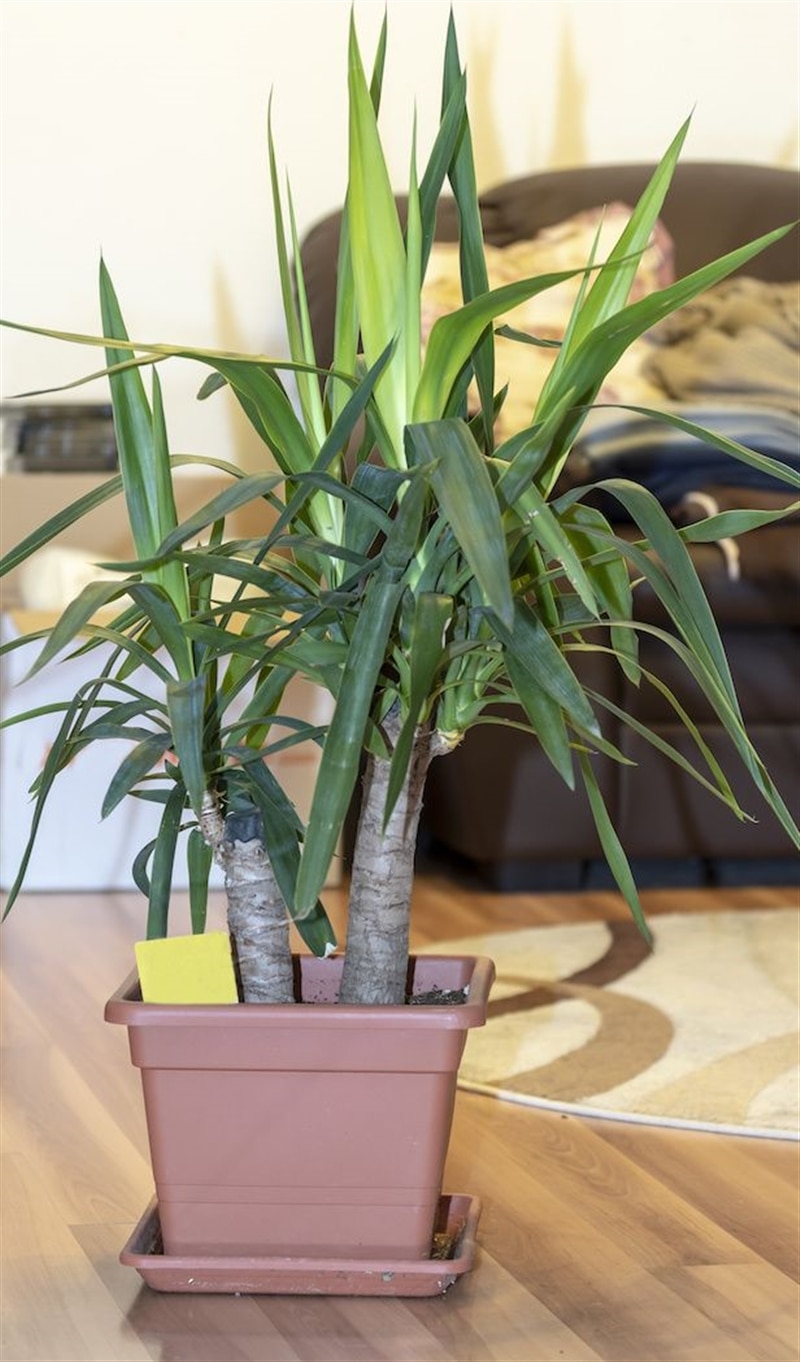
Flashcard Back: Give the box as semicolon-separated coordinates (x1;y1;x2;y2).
428;907;799;1139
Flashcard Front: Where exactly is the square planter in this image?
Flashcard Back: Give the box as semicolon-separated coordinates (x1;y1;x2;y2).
106;952;494;1273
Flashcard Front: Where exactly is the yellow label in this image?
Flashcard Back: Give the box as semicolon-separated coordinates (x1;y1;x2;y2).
135;931;239;1004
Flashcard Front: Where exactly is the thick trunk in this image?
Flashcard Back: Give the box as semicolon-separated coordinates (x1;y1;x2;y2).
201;796;294;1004
340;724;451;1006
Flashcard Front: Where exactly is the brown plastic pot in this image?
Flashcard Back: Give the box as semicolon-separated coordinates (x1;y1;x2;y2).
105;952;494;1267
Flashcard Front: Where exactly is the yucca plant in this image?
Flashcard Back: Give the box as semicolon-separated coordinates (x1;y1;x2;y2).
2;13;798;1008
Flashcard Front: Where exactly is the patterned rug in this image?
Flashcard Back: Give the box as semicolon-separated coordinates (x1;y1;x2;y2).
433;908;799;1140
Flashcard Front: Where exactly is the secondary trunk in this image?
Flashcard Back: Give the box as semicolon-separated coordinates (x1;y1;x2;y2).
340;724;450;1006
201;796;294;1004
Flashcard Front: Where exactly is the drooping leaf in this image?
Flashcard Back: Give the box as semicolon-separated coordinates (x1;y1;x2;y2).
497;600;601;738
101;733;173;819
578;750;652;944
604;404;800;492
505;650;575;788
591;480;739;714
2;670;118;917
24;580;133;680
0;475;124;579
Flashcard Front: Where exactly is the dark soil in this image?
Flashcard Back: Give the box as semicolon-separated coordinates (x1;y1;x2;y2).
409;986;468;1007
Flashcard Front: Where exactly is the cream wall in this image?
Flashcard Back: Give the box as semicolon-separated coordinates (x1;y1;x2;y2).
1;0;798;470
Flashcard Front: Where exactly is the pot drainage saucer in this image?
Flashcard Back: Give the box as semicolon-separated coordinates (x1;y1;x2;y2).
120;1194;481;1296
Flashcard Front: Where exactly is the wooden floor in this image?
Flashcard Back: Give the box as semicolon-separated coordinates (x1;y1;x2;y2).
1;871;798;1361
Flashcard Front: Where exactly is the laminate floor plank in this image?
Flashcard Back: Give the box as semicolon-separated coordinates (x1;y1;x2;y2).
1;1152;152;1362
589;1122;800;1279
445;1100;789;1362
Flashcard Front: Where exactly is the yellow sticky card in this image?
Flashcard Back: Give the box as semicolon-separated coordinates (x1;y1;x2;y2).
135;931;239;1004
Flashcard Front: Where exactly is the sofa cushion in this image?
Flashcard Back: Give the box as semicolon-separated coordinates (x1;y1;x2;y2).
421;203;675;440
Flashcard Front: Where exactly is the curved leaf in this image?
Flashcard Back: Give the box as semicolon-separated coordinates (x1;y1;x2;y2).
0;475;124;578
505;649;575;788
498;600;600;738
578;751;652;945
101;733;173;819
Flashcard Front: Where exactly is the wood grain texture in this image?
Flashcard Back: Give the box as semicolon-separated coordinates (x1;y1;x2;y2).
1;874;798;1361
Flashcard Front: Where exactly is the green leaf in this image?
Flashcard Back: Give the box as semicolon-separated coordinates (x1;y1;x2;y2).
406;420;513;627
70;621;174;685
418;67;468;274
562;502;638;682
101;733;173;818
132;838;156;898
680;502;800;541
24;580;132;680
414;263;593;424
293;904;339;958
505;650;575;788
497;600;601;738
608;404;800;493
441;13;494;449
0;474;124;579
148;473;285;560
267;98;326;445
187;828;214;933
344;463;406;558
564;120;690;355
99;260;162;560
204;360;316;472
586;677;746;814
127;582;193;679
346;13;407;459
503;479;600;618
150;368;192;618
146;785;185;939
386;592;453;818
99;265;190;618
294;572;406;916
578;752;652;944
593;480;739;714
166;675;207;818
539;223;796;430
329;208;358;424
405;125;423;406
2;678;110;917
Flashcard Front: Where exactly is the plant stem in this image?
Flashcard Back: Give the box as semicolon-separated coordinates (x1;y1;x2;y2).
201;794;294;1003
340;722;451;1005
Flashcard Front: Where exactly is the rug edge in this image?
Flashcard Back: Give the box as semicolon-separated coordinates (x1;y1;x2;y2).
457;1079;800;1143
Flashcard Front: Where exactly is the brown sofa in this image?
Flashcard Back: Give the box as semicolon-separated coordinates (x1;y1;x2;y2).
300;162;800;888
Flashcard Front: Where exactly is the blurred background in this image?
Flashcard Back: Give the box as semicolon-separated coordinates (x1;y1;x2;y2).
1;0;798;467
